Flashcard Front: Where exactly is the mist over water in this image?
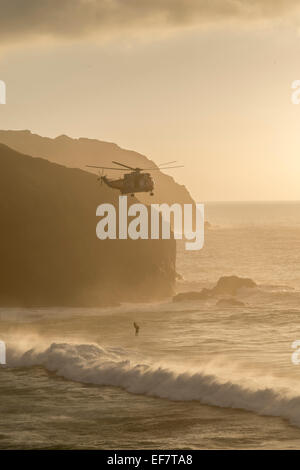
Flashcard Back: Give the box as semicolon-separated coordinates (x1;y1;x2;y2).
2;202;300;449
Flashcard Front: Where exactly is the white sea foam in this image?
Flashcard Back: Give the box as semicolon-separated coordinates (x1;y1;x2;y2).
7;342;300;428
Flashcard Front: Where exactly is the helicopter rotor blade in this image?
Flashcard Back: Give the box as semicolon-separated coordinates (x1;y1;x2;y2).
140;165;184;171
86;163;183;172
159;165;184;169
97;168;104;185
158;161;177;167
86;165;127;171
111;161;135;170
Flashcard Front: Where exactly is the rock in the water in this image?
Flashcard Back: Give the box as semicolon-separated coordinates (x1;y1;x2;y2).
212;275;256;296
173;275;256;304
216;298;245;307
173;289;211;302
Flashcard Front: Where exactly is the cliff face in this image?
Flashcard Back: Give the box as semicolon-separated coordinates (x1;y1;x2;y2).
0;143;176;307
0;130;194;207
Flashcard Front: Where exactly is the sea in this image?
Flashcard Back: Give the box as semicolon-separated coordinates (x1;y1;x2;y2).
1;201;300;449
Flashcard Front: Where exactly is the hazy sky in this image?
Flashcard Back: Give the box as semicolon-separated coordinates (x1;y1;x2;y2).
1;1;300;201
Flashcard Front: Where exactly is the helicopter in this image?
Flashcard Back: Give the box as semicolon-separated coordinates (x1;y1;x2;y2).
86;160;183;196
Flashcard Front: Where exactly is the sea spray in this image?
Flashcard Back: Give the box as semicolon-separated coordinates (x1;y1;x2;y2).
7;341;300;429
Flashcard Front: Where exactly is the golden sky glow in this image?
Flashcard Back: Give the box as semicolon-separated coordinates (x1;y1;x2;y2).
1;1;300;200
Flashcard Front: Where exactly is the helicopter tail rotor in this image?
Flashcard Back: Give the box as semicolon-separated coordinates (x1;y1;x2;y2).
97;168;105;185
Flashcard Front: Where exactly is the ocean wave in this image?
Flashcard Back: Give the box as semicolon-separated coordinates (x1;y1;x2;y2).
7;342;300;428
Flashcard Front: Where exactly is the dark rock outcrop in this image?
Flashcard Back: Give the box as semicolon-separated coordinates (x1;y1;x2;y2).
173;289;211;303
173;275;256;303
212;275;256;296
0;143;176;307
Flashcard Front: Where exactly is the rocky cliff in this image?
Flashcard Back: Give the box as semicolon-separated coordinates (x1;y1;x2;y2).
0;130;194;207
0;143;176;307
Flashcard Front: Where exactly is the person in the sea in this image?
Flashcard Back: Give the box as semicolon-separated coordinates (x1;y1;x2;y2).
133;322;140;336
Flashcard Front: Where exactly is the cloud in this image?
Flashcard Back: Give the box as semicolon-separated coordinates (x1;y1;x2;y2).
1;0;300;43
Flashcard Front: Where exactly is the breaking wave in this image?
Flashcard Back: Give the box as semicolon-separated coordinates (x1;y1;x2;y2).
7;342;300;428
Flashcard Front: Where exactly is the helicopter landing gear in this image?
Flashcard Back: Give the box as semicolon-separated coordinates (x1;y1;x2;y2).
131;193;135;197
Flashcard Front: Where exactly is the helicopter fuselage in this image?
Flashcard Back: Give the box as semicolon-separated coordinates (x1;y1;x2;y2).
102;172;154;195
87;159;182;196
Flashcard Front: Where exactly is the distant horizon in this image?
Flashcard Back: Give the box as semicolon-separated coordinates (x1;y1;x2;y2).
203;200;300;204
